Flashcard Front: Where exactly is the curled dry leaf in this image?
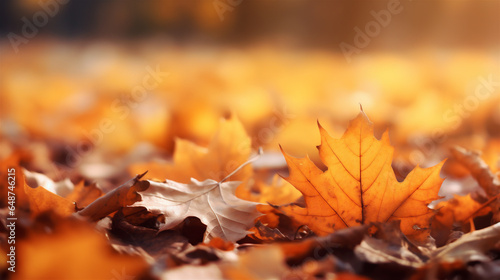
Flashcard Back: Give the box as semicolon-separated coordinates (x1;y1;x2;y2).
451;146;500;221
23;169;103;214
355;237;423;268
279;110;444;243
24;169;74;197
76;172;150;221
432;194;492;245
433;222;500;263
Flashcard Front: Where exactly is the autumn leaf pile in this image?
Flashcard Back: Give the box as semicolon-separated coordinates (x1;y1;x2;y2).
2;103;500;280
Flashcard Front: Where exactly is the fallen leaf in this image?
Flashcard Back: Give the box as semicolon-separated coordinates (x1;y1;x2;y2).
24;182;75;218
66;181;103;209
129;115;252;184
24;169;103;209
248;205;310;242
451;146;500;221
432;194;491;243
24;169;74;197
132;176;262;242
110;210;190;258
279;110;444;243
77;173;150;221
278;224;369;265
433;222;500;263
355;236;423;268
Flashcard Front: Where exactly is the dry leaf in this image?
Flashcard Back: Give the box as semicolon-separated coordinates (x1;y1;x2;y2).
451;146;500;221
433;222;500;263
133;177;261;242
24;169;74;197
355;237;423;268
66;181;103;209
129;115;252;183
23;182;75;218
77;173;150;221
279;110;444;243
433;194;491;234
23;169;103;210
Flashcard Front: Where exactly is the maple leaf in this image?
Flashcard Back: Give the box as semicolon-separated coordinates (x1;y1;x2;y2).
132;156;263;242
129;115;251;183
279;110;445;243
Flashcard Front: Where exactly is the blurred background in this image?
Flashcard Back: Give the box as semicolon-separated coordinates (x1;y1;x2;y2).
0;0;499;182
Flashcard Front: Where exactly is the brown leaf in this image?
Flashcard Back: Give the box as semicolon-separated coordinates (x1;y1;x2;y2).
66;181;103;209
24;182;75;218
76;172;150;221
433;222;500;263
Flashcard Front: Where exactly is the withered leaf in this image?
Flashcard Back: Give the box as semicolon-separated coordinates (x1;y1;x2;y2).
133;178;262;242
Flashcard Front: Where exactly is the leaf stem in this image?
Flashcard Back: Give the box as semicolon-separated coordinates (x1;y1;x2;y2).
219;147;263;184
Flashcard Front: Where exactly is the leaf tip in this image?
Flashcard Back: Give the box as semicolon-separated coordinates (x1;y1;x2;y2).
316;119;322;129
136;171;148;180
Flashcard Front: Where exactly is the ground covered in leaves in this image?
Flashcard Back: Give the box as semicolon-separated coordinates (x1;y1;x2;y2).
1;43;500;280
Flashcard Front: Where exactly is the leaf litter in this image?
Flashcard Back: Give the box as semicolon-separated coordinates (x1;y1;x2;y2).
1;109;500;280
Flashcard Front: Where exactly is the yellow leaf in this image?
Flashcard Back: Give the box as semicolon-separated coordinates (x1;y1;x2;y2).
129;115;251;183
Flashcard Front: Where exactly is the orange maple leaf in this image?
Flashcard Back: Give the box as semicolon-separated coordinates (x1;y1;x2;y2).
129;115;251;184
279;110;445;243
